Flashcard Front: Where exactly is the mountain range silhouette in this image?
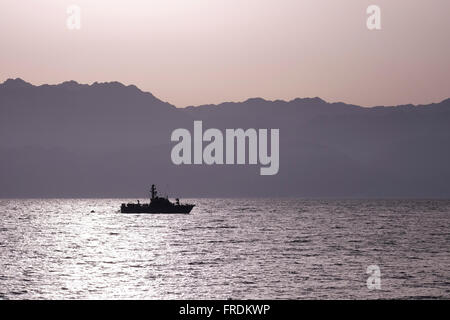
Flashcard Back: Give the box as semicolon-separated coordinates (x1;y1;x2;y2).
1;78;449;198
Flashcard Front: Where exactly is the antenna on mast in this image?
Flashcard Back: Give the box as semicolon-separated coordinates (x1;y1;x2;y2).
151;184;157;201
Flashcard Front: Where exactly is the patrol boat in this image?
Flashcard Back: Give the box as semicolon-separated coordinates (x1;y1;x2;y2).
121;185;195;214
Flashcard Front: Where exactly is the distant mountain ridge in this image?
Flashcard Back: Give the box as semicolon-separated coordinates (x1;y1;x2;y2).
1;78;449;198
3;78;447;109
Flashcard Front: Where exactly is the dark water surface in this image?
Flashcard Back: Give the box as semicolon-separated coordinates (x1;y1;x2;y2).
0;199;449;299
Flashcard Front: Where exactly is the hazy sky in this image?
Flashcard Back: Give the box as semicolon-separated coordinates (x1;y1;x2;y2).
0;0;449;107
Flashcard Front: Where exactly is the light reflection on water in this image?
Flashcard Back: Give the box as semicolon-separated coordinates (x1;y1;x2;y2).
0;199;449;299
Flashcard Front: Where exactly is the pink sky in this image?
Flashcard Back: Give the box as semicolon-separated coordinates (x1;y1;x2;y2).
0;0;449;107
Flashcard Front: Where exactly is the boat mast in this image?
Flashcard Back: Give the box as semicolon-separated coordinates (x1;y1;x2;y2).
151;184;157;201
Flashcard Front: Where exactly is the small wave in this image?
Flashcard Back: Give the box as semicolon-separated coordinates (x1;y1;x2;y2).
289;238;311;244
233;207;260;213
198;225;237;229
188;261;208;265
398;295;445;300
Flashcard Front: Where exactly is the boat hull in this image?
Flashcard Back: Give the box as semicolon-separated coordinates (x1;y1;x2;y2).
121;204;194;214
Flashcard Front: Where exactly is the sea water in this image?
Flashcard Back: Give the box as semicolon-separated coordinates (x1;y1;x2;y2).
0;199;449;299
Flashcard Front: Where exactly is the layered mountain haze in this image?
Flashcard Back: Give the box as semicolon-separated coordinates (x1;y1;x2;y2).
1;79;449;198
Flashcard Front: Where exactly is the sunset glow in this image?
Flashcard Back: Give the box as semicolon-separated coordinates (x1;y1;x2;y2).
1;0;449;107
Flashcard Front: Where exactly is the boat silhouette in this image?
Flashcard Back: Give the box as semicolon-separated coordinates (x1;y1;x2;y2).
121;185;195;214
